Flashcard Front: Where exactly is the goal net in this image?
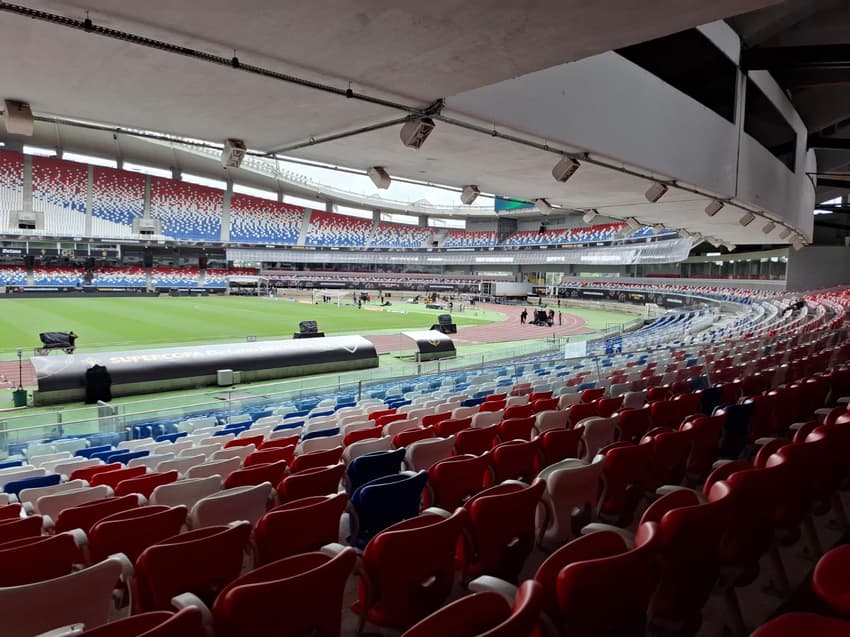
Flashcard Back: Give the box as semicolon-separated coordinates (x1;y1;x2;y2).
312;288;350;306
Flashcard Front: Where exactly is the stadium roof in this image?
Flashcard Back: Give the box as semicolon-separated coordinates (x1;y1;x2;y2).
0;0;790;243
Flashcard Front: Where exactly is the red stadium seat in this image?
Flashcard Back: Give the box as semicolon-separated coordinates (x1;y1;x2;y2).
67;608;205;637
90;465;147;489
115;470;179;499
55;494;141;535
89;504;188;564
353;510;468;630
223;460;288;489
254;493;348;565
134;522;252;612
426;453;490;510
0;532;82;585
276;463;345;503
455;424;498;456
70;462;122;483
289;446;343;472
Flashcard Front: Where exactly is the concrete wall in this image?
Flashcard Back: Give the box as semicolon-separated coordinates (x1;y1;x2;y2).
786;246;850;291
448;21;814;241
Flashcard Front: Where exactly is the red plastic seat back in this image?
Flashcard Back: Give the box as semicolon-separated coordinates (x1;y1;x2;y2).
224;435;264;449
276;463;345;503
555;522;660;636
581;388;605;403
531;398;559;413
427;453;490;510
134;522;252;612
642;429;693;489
223;460;288;489
497;416;536;442
55;494;140;535
617;407;651;443
480;400;506;413
598;442;653;527
376;412;408;428
534;528;629;621
649;400;680;430
0;503;22;521
0;532;80;585
538;427;585;470
90;465;147;489
115;471;179;499
260;436;299;451
680;414;725;476
70;462;122;483
89;504;188;564
343;426;382;446
435;417;472;437
0;515;43;544
289;446;343;472
245;447;292;467
393;426;436;448
254;493;348;565
211;547;357;637
358;510;468;629
454;424;498;456
568;402;597;427
490;439;540;484
641;488;732;624
421;412;451;428
597;396;624;418
70;608;205;637
463;480;546;583
503;404;533;420
530;391;553;402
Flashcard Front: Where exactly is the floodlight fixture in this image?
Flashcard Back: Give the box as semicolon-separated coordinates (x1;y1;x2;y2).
645;182;668;203
582;209;599;224
367;166;391;189
738;212;755;227
460;185;480;205
552;156;580;183
705;200;724;217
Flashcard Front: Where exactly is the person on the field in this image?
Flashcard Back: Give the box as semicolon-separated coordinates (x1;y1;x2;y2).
67;331;77;347
520;309;527;324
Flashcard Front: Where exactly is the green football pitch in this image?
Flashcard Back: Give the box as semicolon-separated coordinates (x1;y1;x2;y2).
0;296;505;356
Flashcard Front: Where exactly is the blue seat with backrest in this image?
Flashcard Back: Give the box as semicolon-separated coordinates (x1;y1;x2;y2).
76;445;114;459
0;460;23;470
105;449;149;465
273;421;304;432
302;427;340;441
346;448;406;494
716;402;755;459
4;473;61;497
155;432;188;443
349;471;428;549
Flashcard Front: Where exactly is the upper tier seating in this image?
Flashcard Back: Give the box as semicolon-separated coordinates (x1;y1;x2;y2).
0;264;27;286
149;178;222;242
503;223;630;246
91;167;145;237
442;230;497;248
229;195;303;245
204;267;258;289
31;156;87;236
370;222;433;248
0;150;23;232
89;266;147;288
151;266;200;288
304;210;372;247
33;266;84;287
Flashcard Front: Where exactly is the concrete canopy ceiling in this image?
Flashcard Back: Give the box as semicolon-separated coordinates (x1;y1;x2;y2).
0;0;781;246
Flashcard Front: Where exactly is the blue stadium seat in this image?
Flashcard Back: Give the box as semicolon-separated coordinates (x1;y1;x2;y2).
346;448;406;494
348;471;428;549
4;473;61;498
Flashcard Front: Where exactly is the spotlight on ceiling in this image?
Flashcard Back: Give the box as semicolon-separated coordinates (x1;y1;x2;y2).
652;223;665;233
704;199;724;217
625;217;641;232
678;229;692;239
762;221;776;235
778;227;793;240
707;237;722;247
645;182;668;203
533;198;553;215
460;185;480;205
738;212;755;227
367;166;391;190
792;238;804;251
723;242;736;252
3;99;33;136
552;156;580;183
582;209;599;224
399;117;436;149
221;138;247;169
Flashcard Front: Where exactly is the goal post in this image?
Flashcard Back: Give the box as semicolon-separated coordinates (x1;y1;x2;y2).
311;288;348;306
